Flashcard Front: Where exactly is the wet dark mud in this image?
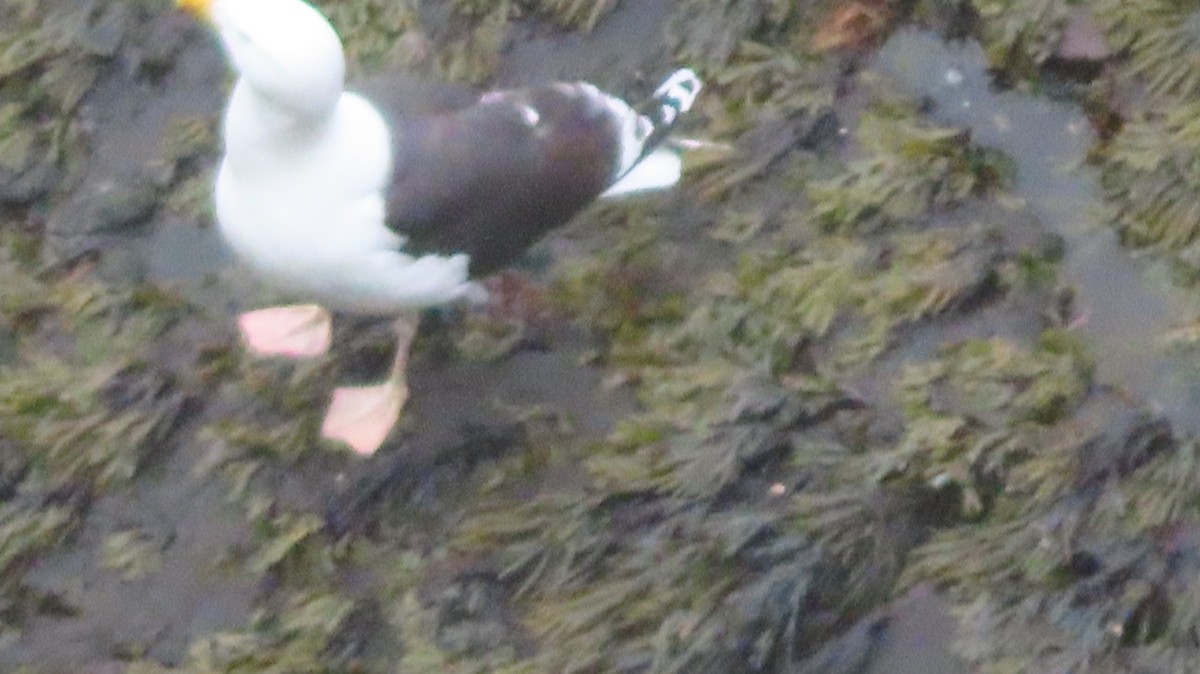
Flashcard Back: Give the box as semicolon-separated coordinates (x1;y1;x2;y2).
5;0;1200;673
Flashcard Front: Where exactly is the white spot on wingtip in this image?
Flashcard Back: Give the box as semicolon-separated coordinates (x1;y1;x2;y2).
480;92;540;127
655;68;702;114
516;104;540;127
562;82;601;100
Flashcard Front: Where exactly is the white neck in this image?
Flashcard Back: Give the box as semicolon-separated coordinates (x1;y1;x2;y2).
231;79;332;133
222;80;335;166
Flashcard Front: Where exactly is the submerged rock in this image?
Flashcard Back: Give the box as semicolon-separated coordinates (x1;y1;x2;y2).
0;153;59;207
65;174;160;235
1055;6;1111;62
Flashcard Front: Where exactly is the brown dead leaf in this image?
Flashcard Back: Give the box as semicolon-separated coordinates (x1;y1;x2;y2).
811;0;893;53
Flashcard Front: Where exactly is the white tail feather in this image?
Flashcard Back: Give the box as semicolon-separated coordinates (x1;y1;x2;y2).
600;148;683;198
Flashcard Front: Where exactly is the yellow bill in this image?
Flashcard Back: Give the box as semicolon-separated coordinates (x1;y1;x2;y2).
177;0;214;20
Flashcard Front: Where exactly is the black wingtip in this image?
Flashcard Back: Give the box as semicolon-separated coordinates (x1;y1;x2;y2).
623;68;703;169
652;68;703;120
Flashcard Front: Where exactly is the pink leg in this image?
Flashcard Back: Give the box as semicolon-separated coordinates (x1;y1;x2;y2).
321;313;419;455
237;305;333;358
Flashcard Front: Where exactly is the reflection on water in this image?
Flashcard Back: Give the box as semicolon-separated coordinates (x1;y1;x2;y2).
877;29;1200;436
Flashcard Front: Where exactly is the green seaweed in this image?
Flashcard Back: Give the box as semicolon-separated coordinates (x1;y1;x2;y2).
0;503;76;640
666;0;800;75
963;0;1072;80
882;336;1091;512
158;115;218;166
1099;99;1200;270
453;0;623;32
1092;2;1200;280
187;591;355;674
430;6;508;84
524;0;622;31
0;0;109;203
455;494;611;599
0;504;74;587
809;104;1011;233
101;528;165;581
313;0;424;72
0;257;184;493
1098;0;1200;100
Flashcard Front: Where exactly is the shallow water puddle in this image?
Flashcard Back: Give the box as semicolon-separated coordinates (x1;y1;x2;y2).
876;29;1200;435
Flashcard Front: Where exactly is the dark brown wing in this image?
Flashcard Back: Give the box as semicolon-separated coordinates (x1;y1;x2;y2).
374;83;623;276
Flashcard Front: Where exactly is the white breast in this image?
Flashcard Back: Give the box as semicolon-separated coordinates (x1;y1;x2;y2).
216;87;397;307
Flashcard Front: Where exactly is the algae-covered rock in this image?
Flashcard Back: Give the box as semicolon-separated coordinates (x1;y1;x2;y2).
0;1;106;205
1088;1;1200;281
807;104;1011;233
187;591;356;673
1100;99;1200;274
434;575;522;658
88;177;161;233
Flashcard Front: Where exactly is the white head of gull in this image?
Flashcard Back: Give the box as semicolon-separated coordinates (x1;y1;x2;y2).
180;0;702;454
